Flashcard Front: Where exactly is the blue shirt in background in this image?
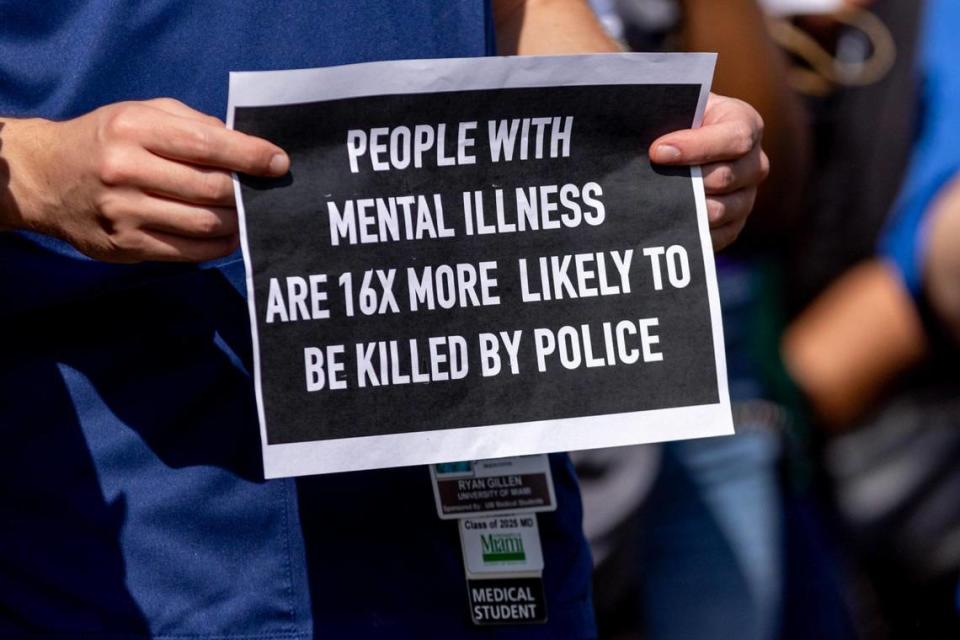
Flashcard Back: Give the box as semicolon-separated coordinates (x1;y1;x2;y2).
881;0;960;297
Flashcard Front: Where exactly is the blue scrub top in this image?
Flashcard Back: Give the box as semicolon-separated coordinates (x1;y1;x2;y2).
881;0;960;297
0;2;596;638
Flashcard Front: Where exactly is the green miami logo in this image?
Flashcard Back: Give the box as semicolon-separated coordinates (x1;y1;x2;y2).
481;533;526;563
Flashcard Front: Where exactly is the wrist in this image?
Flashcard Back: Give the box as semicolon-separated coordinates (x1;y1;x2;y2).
0;116;59;233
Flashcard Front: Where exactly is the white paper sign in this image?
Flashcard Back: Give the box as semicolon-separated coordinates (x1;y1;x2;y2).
228;53;734;478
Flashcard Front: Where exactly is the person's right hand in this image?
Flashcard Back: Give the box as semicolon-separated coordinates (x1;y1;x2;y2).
0;98;288;263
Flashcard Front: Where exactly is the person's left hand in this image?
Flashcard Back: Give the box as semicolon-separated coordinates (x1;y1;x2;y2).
649;93;769;250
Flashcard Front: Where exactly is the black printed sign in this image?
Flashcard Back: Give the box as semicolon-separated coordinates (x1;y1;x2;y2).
229;55;730;477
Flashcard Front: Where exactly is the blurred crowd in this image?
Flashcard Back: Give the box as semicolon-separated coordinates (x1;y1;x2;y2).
575;0;960;638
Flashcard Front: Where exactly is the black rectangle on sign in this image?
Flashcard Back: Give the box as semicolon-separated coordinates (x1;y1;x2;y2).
235;83;719;446
467;577;547;626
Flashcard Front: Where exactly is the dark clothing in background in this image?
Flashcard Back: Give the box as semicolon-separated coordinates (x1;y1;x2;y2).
784;0;924;313
785;2;960;637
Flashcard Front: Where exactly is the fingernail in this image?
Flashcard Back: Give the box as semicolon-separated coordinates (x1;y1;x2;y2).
653;144;681;163
269;153;289;175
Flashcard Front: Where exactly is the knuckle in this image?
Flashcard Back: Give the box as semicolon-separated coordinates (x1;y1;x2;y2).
93;210;118;237
205;113;226;128
79;230;138;263
758;151;771;181
102;105;143;140
712;165;736;191
97;148;133;186
194;212;224;236
198;172;232;201
182;127;213;159
735;96;763;130
104;227;141;254
197;173;220;200
707;197;726;223
732;122;755;156
154;97;185;110
115;232;139;252
96;192;126;225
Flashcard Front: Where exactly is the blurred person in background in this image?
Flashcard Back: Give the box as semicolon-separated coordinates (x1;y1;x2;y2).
576;2;836;640
783;0;960;636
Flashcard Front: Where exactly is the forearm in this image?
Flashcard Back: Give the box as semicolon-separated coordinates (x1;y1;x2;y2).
680;0;809;237
493;0;620;55
924;177;960;343
782;261;928;429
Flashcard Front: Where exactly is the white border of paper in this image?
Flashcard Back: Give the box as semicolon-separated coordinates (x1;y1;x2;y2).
228;53;732;478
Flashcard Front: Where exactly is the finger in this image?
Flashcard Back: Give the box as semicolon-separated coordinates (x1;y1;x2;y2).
139;113;289;176
129;193;238;239
702;146;769;195
104;148;236;205
650;95;764;166
711;219;747;252
133;229;240;263
650;118;761;166
144;98;225;127
706;188;757;228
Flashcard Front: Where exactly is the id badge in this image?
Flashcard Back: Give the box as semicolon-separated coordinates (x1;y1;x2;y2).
458;514;548;625
429;454;557;520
